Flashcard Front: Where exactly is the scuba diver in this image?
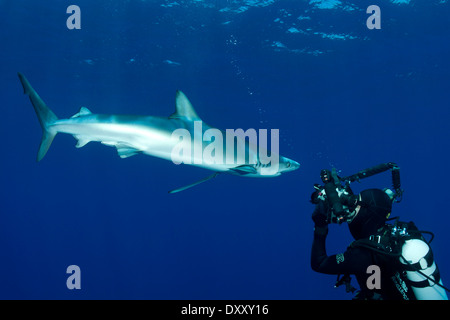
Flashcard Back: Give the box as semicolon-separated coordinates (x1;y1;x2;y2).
310;163;449;300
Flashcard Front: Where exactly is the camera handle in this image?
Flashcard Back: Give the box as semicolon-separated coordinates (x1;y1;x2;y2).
321;169;346;223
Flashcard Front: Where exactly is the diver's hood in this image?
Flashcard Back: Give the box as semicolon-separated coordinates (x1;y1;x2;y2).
348;189;392;240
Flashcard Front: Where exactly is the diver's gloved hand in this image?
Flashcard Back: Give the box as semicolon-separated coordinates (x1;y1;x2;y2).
312;201;328;228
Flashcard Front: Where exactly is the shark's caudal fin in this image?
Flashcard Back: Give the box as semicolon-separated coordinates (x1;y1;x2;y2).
18;73;58;161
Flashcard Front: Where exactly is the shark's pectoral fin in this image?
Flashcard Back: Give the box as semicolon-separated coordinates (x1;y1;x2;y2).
169;172;221;194
229;165;257;175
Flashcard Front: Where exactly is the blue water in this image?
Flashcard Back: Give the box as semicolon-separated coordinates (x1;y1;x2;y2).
1;0;449;300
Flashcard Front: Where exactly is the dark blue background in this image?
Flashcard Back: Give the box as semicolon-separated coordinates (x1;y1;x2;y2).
0;0;449;299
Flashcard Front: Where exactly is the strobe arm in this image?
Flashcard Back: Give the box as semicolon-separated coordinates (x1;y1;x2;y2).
341;162;403;202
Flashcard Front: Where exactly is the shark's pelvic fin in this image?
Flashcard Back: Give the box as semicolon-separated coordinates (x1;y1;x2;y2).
100;141;140;158
18;72;58;162
169;91;201;121
74;135;91;148
116;145;141;159
169;172;221;194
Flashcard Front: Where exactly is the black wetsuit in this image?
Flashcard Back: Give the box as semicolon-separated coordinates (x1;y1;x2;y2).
311;227;415;300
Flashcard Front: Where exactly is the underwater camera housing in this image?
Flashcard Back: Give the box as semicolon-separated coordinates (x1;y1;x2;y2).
311;162;403;224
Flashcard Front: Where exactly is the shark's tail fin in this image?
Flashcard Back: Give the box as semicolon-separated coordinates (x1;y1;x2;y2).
18;73;58;161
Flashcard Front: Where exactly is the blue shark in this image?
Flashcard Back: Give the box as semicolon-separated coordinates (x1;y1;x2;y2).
18;73;299;193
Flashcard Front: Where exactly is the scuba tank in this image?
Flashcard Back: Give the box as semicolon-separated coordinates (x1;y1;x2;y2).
400;238;448;300
350;220;449;300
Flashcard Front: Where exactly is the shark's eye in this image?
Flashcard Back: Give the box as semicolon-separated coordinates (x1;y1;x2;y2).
286;162;291;168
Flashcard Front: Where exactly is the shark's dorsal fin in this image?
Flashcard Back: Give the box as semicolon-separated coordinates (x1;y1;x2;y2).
169;91;201;121
71;107;92;118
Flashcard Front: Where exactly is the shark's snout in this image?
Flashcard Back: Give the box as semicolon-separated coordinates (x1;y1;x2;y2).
278;157;300;174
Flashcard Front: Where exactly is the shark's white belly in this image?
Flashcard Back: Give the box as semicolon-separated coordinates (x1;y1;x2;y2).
52;120;178;161
50;114;278;175
51;119;236;173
